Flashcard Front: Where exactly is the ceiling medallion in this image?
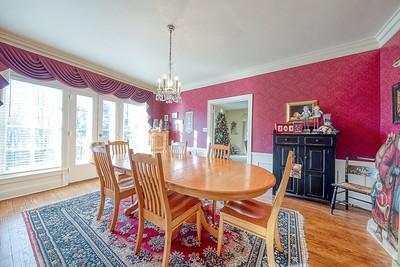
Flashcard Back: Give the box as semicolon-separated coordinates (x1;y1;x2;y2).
155;24;182;103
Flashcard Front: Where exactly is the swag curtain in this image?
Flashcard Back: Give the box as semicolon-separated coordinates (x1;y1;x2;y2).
0;42;153;103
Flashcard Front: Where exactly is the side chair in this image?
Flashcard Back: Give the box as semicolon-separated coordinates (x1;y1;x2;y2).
217;151;294;267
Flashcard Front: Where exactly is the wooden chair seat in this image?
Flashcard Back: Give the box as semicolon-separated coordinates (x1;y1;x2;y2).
335;182;371;195
117;177;135;192
167;191;202;220
221;199;273;227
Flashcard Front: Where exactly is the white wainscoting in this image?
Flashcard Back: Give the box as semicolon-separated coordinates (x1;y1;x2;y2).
0;169;67;201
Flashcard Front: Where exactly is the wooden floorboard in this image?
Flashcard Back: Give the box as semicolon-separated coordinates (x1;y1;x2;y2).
0;179;392;266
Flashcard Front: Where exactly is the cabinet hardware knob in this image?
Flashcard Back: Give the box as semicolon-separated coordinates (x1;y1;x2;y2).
315;139;319;142
284;138;288;141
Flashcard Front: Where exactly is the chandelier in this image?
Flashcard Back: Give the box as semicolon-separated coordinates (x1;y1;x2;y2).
155;24;182;103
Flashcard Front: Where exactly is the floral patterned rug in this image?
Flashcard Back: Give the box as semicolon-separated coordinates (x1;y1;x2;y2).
23;192;308;266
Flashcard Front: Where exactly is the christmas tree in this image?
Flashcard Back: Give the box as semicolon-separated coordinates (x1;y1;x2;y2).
214;112;230;145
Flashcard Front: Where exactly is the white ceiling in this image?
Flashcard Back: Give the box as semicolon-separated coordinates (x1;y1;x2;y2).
0;0;399;91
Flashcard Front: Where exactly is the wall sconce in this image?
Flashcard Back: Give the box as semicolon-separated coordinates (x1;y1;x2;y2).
393;57;400;68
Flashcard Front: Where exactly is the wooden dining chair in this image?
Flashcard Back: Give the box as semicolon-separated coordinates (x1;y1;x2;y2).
170;141;188;156
108;140;130;178
108;140;129;156
91;142;136;232
217;151;294;267
128;150;202;267
207;142;231;222
207;142;231;159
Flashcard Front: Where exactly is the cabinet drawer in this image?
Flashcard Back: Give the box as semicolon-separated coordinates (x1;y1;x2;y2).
275;136;299;145
305;136;333;146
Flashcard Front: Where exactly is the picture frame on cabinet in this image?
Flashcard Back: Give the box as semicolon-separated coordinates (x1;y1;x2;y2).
286;100;318;122
392;82;400;124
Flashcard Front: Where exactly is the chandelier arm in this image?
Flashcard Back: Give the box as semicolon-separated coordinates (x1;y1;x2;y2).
169;26;173;80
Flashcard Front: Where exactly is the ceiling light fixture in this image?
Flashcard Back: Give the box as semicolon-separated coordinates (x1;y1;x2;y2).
155;24;181;103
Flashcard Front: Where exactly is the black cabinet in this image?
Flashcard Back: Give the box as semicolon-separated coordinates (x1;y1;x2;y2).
273;133;338;202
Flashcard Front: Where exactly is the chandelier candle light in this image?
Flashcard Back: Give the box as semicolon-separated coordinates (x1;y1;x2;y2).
156;24;182;103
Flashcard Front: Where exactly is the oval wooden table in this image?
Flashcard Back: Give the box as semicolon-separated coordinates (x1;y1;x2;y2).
112;153;276;237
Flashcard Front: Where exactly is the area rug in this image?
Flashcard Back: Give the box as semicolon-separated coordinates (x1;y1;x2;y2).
23;192;308;266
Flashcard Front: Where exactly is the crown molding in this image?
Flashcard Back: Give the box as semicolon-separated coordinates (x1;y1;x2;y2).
183;37;378;91
0;29;154;92
376;7;400;48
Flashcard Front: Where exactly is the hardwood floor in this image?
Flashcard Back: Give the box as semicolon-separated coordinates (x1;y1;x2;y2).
0;179;391;267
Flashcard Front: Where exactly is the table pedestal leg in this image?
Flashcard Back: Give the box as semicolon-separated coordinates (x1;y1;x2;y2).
200;205;218;237
124;197;138;216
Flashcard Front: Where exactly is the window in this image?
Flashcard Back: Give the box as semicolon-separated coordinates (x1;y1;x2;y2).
75;95;93;165
123;103;149;152
0;79;63;174
102;100;116;142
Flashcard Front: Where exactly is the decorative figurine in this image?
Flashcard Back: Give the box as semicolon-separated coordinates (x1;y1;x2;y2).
301;106;312;132
312;105;324;130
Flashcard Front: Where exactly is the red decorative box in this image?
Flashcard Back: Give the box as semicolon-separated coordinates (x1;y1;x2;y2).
274;123;303;133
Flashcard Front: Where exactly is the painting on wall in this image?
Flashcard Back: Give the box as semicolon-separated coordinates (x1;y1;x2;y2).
392;82;400;124
286;100;318;122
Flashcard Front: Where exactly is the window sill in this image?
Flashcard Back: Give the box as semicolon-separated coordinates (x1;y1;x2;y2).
0;168;66;183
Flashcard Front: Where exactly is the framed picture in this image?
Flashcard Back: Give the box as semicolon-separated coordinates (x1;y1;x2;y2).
393;82;400;124
164;114;169;122
286;100;318;122
184;111;193;134
171;112;178;119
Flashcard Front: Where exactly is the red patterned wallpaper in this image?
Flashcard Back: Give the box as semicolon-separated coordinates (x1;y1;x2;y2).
380;31;400;141
157;50;381;159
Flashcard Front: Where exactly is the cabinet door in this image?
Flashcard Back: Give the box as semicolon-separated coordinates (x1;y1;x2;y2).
304;147;329;200
277;145;299;195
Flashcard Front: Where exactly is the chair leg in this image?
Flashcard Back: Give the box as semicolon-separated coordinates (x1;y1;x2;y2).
196;210;202;242
134;213;144;254
97;192;105;220
110;198;120;232
212;200;217;223
345;189;349;210
274;225;283;252
266;234;276;267
162;228;172;267
217;214;224;257
330;186;338;214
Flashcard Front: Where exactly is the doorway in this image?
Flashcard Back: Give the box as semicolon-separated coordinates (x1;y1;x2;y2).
207;94;253;164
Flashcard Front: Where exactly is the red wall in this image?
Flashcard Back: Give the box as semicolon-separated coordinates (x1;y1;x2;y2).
156;50;381;159
380;31;400;141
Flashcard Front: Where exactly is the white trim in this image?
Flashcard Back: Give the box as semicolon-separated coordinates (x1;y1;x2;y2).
206;94;253;164
376;7;400;47
183;37;378;91
0;29;153;92
0;169;65;201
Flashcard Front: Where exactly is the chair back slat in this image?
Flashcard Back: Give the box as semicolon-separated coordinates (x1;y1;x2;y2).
108;140;129;156
267;151;294;229
208;143;231;159
170;141;188;156
129;151;170;220
91;143;118;191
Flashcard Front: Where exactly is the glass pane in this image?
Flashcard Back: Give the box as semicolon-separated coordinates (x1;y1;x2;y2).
102;100;116;142
0;79;62;174
75;95;93;165
123;103;149;153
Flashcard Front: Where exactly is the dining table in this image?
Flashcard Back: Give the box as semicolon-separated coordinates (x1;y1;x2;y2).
112;152;276;237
